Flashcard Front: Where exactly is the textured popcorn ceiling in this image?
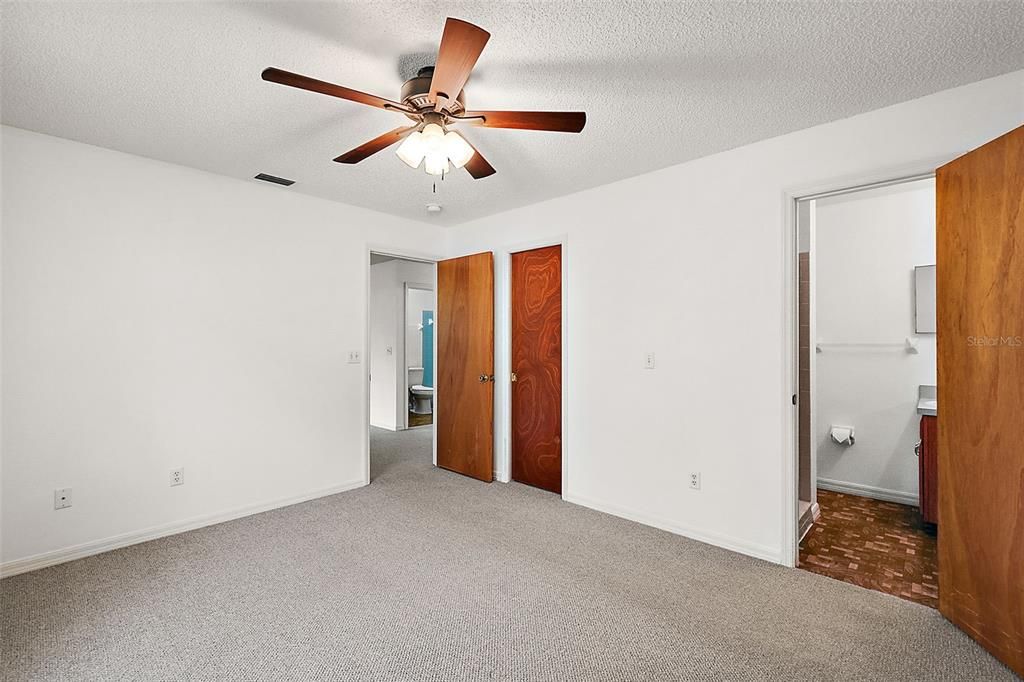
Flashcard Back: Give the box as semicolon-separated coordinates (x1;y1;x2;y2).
2;1;1022;226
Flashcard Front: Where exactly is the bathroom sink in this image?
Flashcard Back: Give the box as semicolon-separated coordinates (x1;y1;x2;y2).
917;385;937;416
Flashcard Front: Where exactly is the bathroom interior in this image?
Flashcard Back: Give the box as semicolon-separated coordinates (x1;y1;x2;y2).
369;254;435;434
796;177;939;607
405;285;434;428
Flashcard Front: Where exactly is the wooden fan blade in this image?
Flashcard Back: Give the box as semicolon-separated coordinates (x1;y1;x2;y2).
334;126;418;164
460;111;586;133
462;138;496;179
429;18;490;112
262;67;411;112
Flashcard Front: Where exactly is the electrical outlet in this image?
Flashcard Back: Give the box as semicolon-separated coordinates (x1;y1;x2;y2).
689;472;701;491
170;468;184;487
347;350;361;364
644;352;656;369
54;488;72;510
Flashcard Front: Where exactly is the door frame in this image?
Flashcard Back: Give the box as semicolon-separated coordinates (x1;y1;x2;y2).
795;199;819;540
779;160;948;568
496;236;569;494
365;245;440;485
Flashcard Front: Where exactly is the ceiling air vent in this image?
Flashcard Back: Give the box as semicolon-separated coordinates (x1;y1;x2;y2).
254;173;295;186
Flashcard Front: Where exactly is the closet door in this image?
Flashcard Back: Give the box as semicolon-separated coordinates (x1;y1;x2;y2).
511;245;562;493
435;252;494;482
936;124;1023;676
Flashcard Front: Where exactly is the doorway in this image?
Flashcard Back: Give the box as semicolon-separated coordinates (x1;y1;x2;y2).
404;283;435;429
792;176;939;608
368;251;437;480
510;244;563;493
368;249;498;486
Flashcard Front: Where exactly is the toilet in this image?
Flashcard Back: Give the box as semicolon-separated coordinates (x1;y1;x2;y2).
408;367;433;415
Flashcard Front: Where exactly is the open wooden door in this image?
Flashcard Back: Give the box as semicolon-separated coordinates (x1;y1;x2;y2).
436;252;494;482
936;124;1023;676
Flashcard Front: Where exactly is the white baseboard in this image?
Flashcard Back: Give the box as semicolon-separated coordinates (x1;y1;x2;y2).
369;421;397;431
492;469;513;483
1;478;367;578
817;478;918;506
563;492;782;565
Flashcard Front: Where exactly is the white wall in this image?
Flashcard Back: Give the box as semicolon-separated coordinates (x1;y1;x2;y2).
369;261;400;430
368;259;434;430
444;70;1024;564
4;70;1021;573
814;179;935;504
1;126;442;573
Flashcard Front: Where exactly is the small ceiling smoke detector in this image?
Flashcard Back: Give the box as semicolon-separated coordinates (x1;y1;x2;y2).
254;173;295;186
426;204;443;213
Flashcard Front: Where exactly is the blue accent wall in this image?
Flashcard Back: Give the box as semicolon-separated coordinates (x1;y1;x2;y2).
422;310;434;387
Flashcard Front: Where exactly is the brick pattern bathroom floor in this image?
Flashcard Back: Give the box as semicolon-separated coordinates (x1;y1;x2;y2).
799;489;938;608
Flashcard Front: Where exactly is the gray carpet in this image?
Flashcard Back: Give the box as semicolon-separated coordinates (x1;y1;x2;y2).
1;427;1013;681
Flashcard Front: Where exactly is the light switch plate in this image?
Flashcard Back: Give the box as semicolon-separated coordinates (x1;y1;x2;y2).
347;350;361;364
644;352;656;369
54;488;72;510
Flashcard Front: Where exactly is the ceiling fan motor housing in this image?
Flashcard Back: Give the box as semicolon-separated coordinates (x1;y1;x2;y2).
401;66;465;118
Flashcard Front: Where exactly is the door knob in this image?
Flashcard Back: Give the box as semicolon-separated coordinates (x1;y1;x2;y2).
479;374;493;383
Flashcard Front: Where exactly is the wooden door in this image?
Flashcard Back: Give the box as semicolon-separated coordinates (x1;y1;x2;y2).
936;124;1023;676
511;245;562;493
436;252;494;482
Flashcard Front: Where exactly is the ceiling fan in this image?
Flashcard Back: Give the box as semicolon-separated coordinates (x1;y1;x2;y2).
262;17;586;180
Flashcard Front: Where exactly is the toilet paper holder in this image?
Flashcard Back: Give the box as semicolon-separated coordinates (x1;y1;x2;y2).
830;425;855;446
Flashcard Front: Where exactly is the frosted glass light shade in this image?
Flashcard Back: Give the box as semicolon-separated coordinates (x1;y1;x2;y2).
395;132;425;168
421;124;447;176
420;123;445;150
443;131;475;169
424;153;450;176
396;124;471;175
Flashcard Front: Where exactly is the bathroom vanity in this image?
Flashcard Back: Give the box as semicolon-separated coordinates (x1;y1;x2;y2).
917;386;938;525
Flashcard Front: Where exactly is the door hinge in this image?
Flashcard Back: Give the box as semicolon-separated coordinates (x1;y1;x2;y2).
511;372;517;383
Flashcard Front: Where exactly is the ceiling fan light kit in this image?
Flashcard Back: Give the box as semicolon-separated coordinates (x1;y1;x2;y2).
395;122;475;175
261;17;586;181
